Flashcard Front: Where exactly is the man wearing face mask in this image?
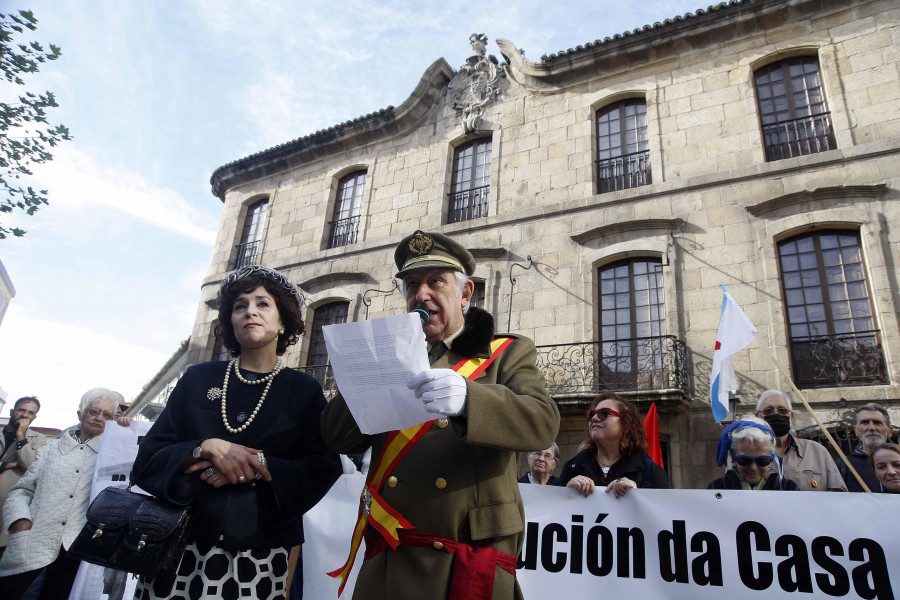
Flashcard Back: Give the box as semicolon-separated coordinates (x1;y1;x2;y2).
754;390;846;491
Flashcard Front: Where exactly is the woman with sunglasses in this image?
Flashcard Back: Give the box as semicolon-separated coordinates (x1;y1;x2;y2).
559;392;669;498
708;418;798;491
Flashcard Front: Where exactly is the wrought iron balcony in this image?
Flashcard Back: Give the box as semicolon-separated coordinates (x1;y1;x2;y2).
232;240;260;269
762;111;836;161
596;149;651;194
297;364;338;399
789;330;888;389
447;185;489;224
328;215;360;249
535;336;688;396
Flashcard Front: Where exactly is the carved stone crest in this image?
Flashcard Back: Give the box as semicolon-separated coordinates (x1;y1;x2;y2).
448;34;506;133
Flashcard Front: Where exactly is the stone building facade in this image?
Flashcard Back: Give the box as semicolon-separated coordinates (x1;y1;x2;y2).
176;0;899;488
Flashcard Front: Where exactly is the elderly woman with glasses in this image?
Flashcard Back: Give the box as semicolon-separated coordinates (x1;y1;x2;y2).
559;392;669;498
0;388;119;599
708;418;799;491
520;444;561;485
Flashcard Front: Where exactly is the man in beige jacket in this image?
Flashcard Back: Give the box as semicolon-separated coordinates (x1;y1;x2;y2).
0;397;49;557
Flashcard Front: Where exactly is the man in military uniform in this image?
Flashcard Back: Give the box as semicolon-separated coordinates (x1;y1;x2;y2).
322;230;559;600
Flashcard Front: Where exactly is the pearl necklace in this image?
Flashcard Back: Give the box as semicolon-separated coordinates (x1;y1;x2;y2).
220;356;285;434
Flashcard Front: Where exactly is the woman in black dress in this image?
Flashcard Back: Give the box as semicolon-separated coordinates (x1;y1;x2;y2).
559;391;669;497
132;265;342;600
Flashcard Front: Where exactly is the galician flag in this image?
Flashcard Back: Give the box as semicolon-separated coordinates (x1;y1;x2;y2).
710;285;757;423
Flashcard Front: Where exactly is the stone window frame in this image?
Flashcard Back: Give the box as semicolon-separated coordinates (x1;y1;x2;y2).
305;299;350;368
231;195;270;269
773;227;886;389
588;91;656;197
322;163;374;251
751;52;837;162
444;131;499;225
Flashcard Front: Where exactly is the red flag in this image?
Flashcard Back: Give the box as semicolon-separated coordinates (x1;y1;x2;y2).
643;402;664;468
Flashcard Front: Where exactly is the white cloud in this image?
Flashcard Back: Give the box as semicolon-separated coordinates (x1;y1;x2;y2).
0;305;169;430
29;147;218;245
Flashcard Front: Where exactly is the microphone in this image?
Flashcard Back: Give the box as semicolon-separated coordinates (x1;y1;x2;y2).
412;305;430;327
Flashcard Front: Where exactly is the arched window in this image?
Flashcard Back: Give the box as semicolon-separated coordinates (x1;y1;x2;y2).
754;57;836;161
306;302;349;367
596;100;651;193
778;231;886;387
328;171;365;248
598;258;666;390
448;137;491;223
233;198;268;269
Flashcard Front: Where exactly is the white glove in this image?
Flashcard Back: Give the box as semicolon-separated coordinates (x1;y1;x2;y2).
407;368;468;416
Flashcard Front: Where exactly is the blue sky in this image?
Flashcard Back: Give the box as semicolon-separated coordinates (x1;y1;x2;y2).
0;0;705;428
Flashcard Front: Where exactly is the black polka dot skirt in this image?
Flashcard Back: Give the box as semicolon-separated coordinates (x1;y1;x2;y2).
134;541;289;600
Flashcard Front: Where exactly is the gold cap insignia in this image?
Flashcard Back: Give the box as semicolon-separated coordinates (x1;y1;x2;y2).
408;231;434;256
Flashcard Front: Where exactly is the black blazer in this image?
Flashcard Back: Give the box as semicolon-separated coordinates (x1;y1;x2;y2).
132;361;342;551
558;447;670;489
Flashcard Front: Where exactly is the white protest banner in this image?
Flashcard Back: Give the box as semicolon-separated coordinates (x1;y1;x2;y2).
69;420;153;600
304;477;899;600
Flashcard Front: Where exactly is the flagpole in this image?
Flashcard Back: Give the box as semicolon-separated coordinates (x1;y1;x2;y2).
758;348;872;493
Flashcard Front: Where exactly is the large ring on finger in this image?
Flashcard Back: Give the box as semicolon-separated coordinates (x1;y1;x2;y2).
203;468;214;478
257;451;266;466
238;475;246;483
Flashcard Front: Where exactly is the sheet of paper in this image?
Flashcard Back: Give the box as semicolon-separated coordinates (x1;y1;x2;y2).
323;312;434;434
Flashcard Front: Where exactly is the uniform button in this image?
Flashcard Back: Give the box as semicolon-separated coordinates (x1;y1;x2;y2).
387;476;398;488
437;419;449;429
434;478;447;490
811;480;819;488
433;541;444;551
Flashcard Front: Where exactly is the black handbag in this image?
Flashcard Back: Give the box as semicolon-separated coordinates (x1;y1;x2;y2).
68;485;190;592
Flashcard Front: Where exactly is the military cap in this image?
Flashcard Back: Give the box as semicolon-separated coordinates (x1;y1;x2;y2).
394;230;476;278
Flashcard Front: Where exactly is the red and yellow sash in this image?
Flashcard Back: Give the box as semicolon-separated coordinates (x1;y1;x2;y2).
328;337;514;595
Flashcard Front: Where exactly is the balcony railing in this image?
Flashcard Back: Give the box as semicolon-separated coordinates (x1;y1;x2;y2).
789;330;888;389
296;364;338;399
447;185;489;224
232;240;260;269
535;336;688;396
596;150;651;194
762;111;836;161
328;215;360;249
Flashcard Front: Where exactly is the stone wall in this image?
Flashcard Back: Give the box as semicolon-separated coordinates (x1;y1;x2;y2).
190;0;899;489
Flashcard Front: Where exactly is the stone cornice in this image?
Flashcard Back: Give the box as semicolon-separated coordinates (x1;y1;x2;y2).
571;218;683;245
469;247;506;259
745;184;887;217
209;58;455;200
297;272;371;293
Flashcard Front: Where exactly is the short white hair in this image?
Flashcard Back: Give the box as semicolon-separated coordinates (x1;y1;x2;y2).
78;388;122;414
731;416;775;453
756;389;792;412
397;269;472;313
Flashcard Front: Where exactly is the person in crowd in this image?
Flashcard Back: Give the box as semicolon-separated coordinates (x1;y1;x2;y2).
519;444;560;485
837;402;894;492
131;265;341;600
0;388;119;599
754;389;846;491
0;397;50;558
869;442;900;494
708;418;799;491
559;392;669;497
322;230;559;600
